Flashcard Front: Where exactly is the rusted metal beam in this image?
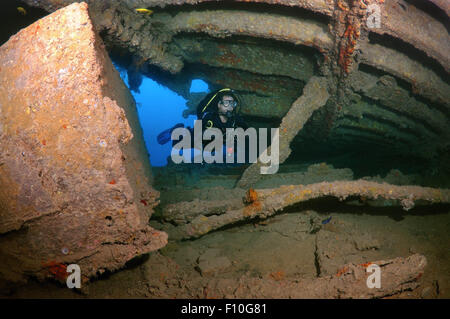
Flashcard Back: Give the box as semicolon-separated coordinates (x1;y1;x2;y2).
373;0;449;73
130;0;334;16
236;76;330;188
168;10;334;51
171;180;450;239
209;254;427;298
360;42;450;109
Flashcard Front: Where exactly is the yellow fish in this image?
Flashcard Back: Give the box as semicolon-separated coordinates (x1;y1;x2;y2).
17;7;27;15
135;8;153;15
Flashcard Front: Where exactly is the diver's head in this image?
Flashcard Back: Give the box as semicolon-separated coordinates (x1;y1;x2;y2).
197;88;240;120
217;94;238;119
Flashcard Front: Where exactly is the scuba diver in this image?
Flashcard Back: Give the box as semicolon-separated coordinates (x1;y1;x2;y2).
157;88;248;161
198;88;248;134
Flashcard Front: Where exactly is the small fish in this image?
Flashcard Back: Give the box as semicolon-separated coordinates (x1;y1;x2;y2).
322;216;332;225
17;7;27;15
135;8;153;15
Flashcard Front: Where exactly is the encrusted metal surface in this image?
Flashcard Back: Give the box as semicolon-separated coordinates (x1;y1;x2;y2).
0;3;167;284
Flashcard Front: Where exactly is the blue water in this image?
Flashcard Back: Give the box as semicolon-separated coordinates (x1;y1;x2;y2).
114;63;207;166
190;79;209;93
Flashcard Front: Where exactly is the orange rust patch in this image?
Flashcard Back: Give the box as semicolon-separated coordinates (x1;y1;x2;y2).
244;188;262;216
42;261;67;281
33;24;40;36
269;270;285;281
336;266;349;277
243;201;261;216
360;262;372;268
246;188;258;203
217;50;242;66
337;0;349;11
338;11;361;74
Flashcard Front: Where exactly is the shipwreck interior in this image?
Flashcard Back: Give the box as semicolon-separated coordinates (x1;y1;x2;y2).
0;0;449;299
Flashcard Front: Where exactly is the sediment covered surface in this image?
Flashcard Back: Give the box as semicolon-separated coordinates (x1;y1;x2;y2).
0;3;167;286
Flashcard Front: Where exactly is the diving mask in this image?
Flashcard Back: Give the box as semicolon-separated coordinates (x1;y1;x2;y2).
221;99;238;108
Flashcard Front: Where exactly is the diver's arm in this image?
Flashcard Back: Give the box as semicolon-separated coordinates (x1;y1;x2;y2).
171;113;214;151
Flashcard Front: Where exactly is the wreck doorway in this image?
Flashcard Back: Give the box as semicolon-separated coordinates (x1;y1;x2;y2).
114;63;204;167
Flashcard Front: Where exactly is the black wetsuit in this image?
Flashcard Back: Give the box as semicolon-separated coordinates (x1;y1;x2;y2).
172;112;248;158
200;112;250;163
201;112;248;134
